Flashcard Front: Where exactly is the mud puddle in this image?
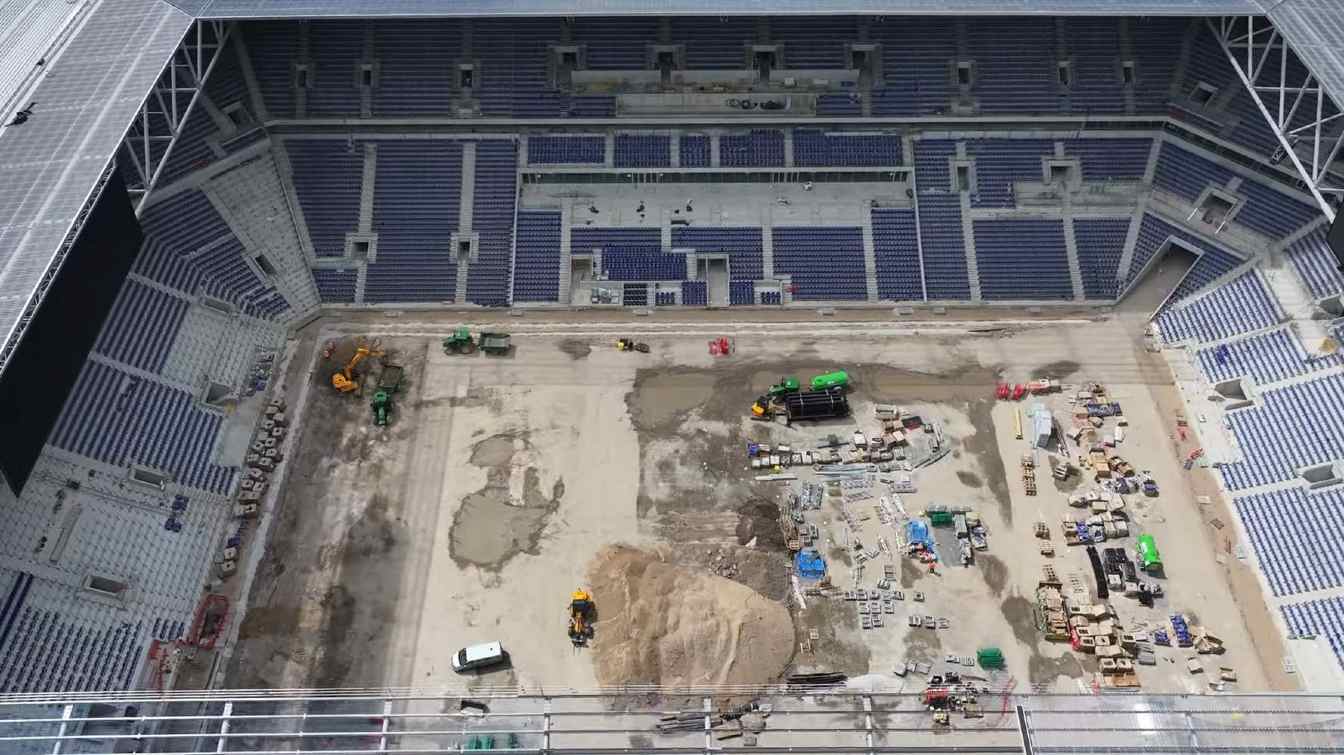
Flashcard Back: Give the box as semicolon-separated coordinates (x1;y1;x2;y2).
449;433;565;569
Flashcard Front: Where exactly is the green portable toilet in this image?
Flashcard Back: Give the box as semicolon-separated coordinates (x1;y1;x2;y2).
811;370;850;391
929;511;954;527
1136;534;1162;574
977;647;1005;669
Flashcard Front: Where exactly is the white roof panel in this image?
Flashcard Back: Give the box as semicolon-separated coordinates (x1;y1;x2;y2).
0;0;90;121
1268;0;1344;112
0;0;191;376
190;0;1259;19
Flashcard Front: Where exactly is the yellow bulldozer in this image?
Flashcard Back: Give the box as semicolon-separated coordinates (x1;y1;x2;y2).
568;589;595;647
331;342;383;393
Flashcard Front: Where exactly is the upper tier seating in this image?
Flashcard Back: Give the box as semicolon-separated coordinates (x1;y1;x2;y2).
528;135;606;165
793;130;902;167
614;134;671;168
967;139;1055;208
285;140;363;259
720;130;785;168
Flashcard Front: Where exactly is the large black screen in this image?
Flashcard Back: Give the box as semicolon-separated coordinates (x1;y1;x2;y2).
1330;208;1344;273
0;171;143;495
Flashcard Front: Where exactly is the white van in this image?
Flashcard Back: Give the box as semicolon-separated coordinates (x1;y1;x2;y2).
451;642;508;673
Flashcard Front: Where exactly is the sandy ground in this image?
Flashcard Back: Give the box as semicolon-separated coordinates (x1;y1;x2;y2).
222;271;1292;694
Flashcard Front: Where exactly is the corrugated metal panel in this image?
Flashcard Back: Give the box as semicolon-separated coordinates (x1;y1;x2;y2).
190;0;1259;19
0;0;192;376
1268;0;1344;113
0;0;92;119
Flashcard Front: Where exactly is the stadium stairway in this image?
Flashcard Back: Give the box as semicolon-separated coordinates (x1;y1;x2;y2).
1061;215;1087;301
1265;265;1315;317
761;222;775;280
557;208;573;303
359;144;377;234
959;192;983;301
355;263;368;303
456;142;477;304
860;209;880;302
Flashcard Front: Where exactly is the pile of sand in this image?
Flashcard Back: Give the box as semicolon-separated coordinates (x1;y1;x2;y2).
586;544;794;688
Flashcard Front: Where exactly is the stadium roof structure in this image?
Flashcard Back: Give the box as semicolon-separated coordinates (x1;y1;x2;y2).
0;0;1343;380
175;0;1263;19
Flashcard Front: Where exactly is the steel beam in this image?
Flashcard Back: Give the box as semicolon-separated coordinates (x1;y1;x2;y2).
120;19;232;214
1211;16;1344;221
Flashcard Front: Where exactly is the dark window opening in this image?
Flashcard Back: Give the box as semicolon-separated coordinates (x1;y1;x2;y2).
130;466;168;489
1199;193;1236;225
1121;61;1136;86
352;240;370;259
458;65;474;89
1057;62;1072;87
204;381;232;406
1050;164;1072;184
254;254;277;277
956;62;972;87
657;50;675;85
458;239;472;258
86;576;127;596
295;66;310;89
955;165;971;192
754;50;775;80
200;296;233;315
360;66;374;88
1191;83;1218;107
851;49;868;69
224;104;251;128
561;51;578;67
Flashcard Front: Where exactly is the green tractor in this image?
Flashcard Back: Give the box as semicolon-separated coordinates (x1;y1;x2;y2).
443;327;477;355
768;377;801;397
371;390;392;427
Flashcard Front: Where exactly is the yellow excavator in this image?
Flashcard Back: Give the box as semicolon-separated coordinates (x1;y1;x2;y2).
331;343;383;393
568;589;595;647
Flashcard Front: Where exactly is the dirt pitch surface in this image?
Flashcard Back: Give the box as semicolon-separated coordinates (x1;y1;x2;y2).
224;294;1292;694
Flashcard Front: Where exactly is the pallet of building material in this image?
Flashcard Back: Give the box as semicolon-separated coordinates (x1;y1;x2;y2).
786;671;847;686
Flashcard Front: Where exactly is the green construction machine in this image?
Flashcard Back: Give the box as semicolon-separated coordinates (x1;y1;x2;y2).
371;390;392;427
810;370;850;391
370;363;404;427
443;327;477;354
767;377;801;397
479;332;512;356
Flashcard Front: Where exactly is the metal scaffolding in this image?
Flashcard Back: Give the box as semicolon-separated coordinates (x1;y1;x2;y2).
119;19;232;214
1211;15;1344;222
